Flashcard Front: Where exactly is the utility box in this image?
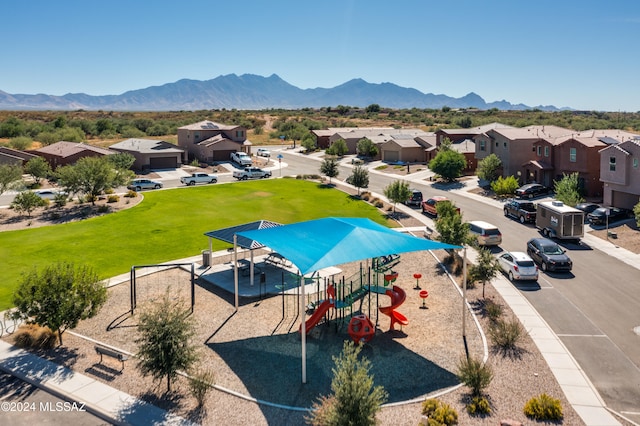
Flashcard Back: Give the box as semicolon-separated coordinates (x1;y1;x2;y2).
536;201;584;241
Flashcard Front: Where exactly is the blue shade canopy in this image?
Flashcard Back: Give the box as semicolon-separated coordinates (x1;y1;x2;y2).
237;217;461;275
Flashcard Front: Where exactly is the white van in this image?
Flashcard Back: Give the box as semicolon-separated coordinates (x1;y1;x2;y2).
468;221;502;246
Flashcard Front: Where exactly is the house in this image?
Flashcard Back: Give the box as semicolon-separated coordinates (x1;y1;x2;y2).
312;127;394;150
109;138;185;171
177;121;250;163
30;141;113;169
0;147;39;166
449;139;477;173
599;137;640;209
435;122;514;146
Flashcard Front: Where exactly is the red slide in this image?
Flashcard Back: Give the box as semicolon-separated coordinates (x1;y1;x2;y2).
379;285;409;331
299;285;335;334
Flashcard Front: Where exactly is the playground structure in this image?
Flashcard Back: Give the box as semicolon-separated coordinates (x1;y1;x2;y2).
294;254;410;340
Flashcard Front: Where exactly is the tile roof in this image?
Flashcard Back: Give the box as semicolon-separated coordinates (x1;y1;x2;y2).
35;141;112;158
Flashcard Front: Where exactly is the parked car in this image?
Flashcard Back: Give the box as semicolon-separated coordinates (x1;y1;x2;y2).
468;220;502;246
497;251;539;282
405;189;423;207
127;178;163;191
503;198;537;223
34;189;67;200
574;202;601;215
515;183;551;199
526;238;573;272
256;148;271;157
587;207;631;225
421;196;459;217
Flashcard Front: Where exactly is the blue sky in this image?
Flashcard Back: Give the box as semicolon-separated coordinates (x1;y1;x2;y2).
1;0;639;111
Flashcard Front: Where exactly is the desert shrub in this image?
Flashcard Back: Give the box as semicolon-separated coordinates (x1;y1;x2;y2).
523;393;563;421
466;395;491;415
104;188;115;194
188;368;215;407
13;324;57;349
483;298;503;322
107;195;120;203
124;190;138;198
374;199;384;208
97;205;110;213
420;398;458;425
52;193;68;208
386;205;393;211
456;356;493;397
489;317;524;351
190;159;200;167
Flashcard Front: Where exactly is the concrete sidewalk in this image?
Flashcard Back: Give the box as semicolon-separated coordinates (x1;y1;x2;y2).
0;340;194;426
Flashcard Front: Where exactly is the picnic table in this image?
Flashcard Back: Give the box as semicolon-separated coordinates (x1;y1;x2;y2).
265;252;291;268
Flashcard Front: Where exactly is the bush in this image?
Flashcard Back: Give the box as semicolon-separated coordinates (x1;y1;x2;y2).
13;324;57;349
483;298;503;322
523;393;563;421
124;190;138;198
188;368;215;407
456;356;493;397
489;317;524;352
491;175;519;197
97;205;110;213
374;200;384;208
107;195;120;203
466;395;491;415
420;398;458;425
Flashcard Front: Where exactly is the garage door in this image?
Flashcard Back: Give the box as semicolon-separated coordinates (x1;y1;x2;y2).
212;150;234;162
149;156;178;169
612;190;640;210
384;150;399;163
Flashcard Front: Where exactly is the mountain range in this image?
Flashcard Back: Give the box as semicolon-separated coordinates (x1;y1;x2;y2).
0;73;564;111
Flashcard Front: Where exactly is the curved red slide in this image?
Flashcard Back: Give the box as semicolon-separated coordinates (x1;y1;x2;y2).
379;285;409;330
299;285;335;334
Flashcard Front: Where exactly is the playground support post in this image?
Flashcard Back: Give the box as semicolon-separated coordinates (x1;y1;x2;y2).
462;247;469;359
233;235;239;311
300;272;307;383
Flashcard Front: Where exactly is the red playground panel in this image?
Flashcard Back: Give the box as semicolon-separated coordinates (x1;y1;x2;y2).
348;314;375;344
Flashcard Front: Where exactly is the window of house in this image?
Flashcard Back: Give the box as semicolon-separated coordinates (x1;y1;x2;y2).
537;146;542;156
634;158;638;168
236;130;244;138
544;146;549;157
479;140;485;151
609;156;616;171
495;141;498;148
503;142;507;148
569;148;576;162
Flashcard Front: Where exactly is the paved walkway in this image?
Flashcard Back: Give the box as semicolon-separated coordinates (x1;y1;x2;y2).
2;154;637;425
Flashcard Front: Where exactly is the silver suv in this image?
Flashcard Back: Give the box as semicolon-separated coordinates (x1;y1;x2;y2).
127;178;163;191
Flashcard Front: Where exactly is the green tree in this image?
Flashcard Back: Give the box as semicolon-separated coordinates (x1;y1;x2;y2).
23;156;52;185
301;133;317;152
554;172;584;207
326;139;348;156
106;152;136;186
429;149;466;182
320;158;339;184
0;163;24;195
491;175;519;197
383;180;411;214
476;153;502;183
55;156;117;205
468;247;500;298
307;341;387;426
12;262;107;345
456;355;493;397
10;190;47;217
136;294;199;393
435;201;471;250
356;137;378;158
365;104;381;113
346;165;369;195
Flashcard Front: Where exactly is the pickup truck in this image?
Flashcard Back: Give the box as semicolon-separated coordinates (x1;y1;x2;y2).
503;198;536;223
231;151;252;166
180;172;218;186
233;167;272;180
421;196;460;217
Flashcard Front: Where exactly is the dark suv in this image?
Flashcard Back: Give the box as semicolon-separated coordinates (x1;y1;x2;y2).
587;207;630;225
503;199;537;223
405;190;423;207
526;238;573;272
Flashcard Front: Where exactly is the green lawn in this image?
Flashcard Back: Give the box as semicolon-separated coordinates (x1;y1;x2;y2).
0;179;393;311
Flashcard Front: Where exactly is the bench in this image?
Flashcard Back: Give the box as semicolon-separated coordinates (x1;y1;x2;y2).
95;345;128;370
